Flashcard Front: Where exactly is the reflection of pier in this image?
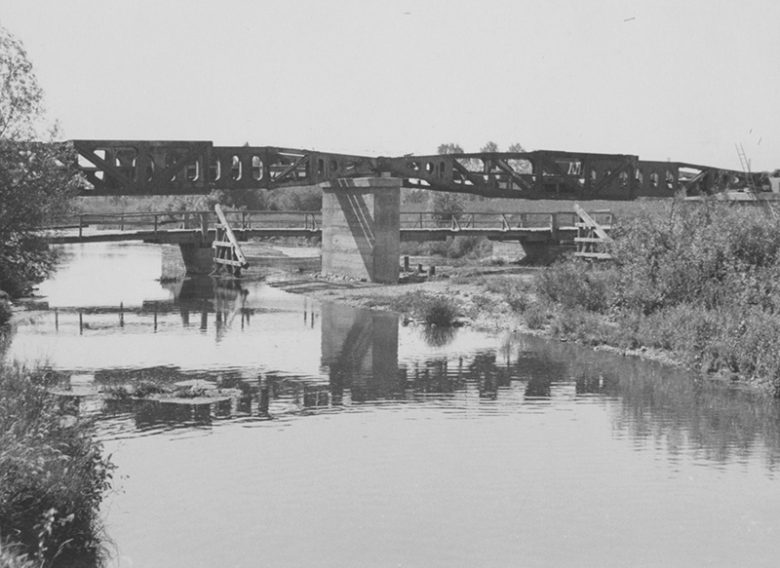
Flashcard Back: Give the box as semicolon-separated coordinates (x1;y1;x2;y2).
320;302;399;403
53;297;617;434
52;308;780;470
59;306;583;434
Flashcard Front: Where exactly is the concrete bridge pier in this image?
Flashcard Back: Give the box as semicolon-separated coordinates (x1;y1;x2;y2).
161;242;213;280
320;177;401;284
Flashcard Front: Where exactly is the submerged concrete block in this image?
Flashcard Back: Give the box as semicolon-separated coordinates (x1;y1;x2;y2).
320;177;401;284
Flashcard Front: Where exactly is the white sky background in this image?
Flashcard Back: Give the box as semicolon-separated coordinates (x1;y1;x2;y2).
1;0;778;170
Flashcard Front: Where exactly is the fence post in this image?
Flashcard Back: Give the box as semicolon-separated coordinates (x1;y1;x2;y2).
200;213;208;238
153;214;158;233
78;215;83;240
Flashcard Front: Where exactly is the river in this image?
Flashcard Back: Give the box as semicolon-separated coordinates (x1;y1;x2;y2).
6;242;780;567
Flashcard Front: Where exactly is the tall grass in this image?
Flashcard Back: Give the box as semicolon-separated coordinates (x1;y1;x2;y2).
0;364;114;566
535;201;780;394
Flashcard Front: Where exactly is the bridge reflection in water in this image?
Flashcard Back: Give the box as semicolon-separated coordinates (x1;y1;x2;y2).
33;284;780;472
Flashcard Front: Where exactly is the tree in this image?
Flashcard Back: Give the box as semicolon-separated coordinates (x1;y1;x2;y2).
480;141;499;153
0;25;79;298
507;142;532;173
437;143;464;155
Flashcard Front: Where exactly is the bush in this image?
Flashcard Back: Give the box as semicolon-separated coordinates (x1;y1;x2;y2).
535;260;614;313
524;303;548;329
390;291;460;326
531;200;780;394
548;308;619;345
422;296;459;326
0;366;114;565
0;547;36;568
609;202;780;313
0;299;11;326
483;276;533;312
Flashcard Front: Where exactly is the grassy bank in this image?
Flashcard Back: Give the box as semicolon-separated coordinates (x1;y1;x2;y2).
280;199;780;397
0;363;114;567
523;201;780;395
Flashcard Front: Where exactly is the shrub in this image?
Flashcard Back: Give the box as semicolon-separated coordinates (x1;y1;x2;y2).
0;546;36;568
535;260;613;313
548;308;618;345
532;200;780;393
524;303;548;329
0;366;113;565
422;296;459;326
0;299;11;325
609;202;780;313
505;292;530;313
390;291;460;326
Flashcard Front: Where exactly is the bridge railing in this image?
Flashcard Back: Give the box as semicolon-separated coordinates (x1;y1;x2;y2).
46;209;614;237
219;210;321;231
398;211;614;232
48;209;324;236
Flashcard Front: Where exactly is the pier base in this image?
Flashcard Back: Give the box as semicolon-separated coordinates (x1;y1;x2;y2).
161;243;213;280
320;177;401;284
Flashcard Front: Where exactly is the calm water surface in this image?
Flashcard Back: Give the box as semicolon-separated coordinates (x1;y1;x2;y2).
7;243;780;568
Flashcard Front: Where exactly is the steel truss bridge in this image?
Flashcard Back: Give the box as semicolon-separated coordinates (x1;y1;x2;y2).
71;140;755;200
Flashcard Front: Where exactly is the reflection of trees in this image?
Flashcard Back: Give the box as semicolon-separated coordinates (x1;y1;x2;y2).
521;335;780;470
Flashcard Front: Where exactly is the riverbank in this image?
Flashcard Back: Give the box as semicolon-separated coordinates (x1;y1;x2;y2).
267;263;680;359
263;200;780;397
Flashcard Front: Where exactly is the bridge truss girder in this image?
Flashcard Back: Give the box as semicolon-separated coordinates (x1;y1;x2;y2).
73;140;376;196
72;140;750;199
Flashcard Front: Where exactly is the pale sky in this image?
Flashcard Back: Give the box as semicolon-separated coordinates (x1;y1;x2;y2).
1;0;778;171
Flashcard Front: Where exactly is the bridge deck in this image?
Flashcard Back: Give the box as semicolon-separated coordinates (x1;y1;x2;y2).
42;209;611;245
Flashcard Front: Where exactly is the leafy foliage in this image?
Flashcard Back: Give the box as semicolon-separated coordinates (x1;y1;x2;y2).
536;259;613;313
0;25;79;297
437;143;463;155
0;366;114;566
0;27;42;140
535;201;780;394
